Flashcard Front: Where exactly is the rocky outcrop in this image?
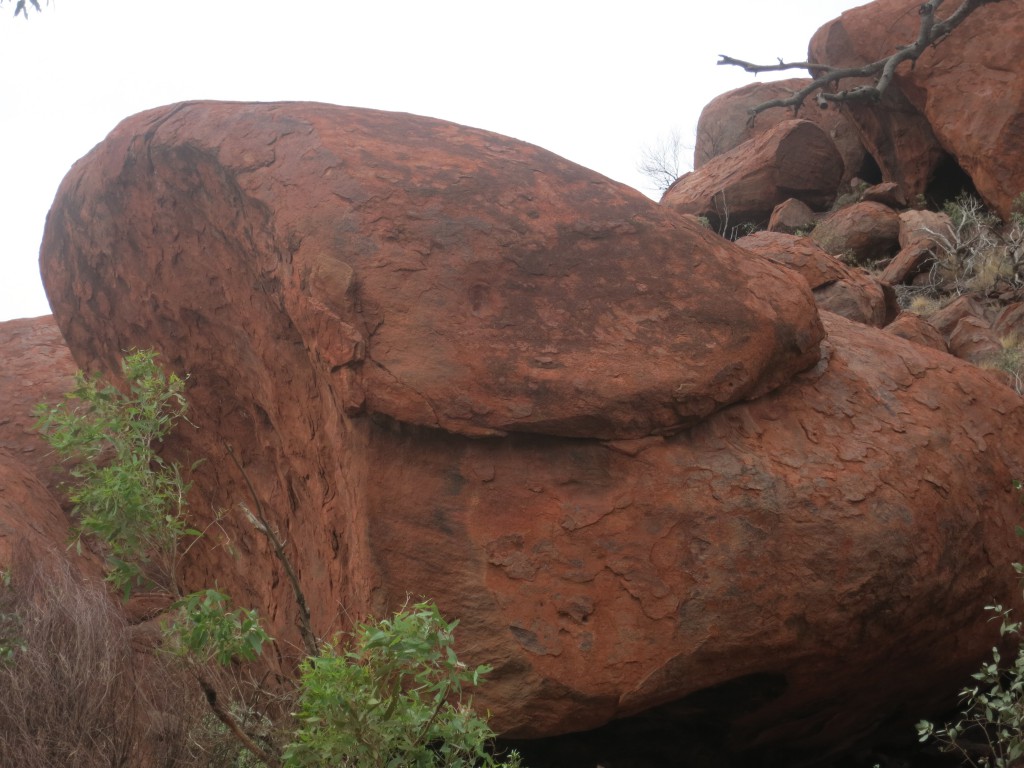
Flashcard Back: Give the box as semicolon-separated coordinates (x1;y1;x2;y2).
809;0;1024;220
811;201;901;265
879;209;953;285
0;316;79;490
885;312;948;353
37;101;1024;759
735;231;895;327
768;198;817;235
663;119;843;230
0;316;99;574
694;79;867;186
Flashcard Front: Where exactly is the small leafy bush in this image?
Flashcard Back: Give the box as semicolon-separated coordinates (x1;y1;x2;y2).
283;600;521;768
917;565;1024;766
166;588;271;666
34;349;197;596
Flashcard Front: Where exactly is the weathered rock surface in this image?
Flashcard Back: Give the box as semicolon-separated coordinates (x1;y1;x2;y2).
37;101;1024;758
811;201;901;264
879;209;953;285
809;0;1024;219
0;316;79;489
768;198;817;235
44;104;822;443
694;79;868;185
663;119;843;230
861;182;906;209
0;453;72;568
735;231;894;327
885;312;949;353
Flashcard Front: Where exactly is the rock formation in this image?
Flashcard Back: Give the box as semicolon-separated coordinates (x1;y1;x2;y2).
35;100;1024;762
735;231;895;327
662;120;843;231
0;316;81;567
694;78;868;186
809;0;1024;219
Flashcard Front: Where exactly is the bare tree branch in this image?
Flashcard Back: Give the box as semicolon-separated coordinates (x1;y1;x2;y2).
719;0;1005;122
637;129;687;193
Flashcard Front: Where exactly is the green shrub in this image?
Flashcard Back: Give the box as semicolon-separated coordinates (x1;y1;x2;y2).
34;349;198;597
165;588;271;666
917;565;1024;766
283;600;521;768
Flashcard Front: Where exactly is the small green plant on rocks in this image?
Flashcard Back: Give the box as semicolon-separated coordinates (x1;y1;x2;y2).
34;349;197;597
283;600;522;768
917;564;1024;766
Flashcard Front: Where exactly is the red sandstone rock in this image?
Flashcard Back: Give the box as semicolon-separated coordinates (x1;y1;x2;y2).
694;79;867;185
735;231;894;327
37;101;1024;756
949;315;1004;368
44;104;822;443
880;209;954;284
861;182;906;209
663;119;843;230
811;201;901;264
885;312;949;353
926;294;996;341
809;0;1024;220
0;316;78;490
0;452;72;568
768;198;817;235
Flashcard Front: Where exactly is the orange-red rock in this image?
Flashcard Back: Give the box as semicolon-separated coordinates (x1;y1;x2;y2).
694;79;867;185
0;316;78;490
811;201;900;264
663;119;843;230
735;231;894;327
809;0;1024;219
885;312;949;353
768;198;817;235
881;209;953;284
37;101;1024;757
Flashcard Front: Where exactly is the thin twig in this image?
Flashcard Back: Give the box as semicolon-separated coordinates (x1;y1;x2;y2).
224;442;320;659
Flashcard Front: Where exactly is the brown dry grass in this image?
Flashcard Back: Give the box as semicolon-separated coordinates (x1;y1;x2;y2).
0;546;206;768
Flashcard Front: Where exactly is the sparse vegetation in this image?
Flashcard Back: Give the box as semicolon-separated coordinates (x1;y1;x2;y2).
928;193;1024;298
14;350;524;767
283;601;522;768
917;567;1024;767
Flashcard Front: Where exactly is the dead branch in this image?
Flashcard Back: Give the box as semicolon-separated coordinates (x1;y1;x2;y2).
224;442;320;659
718;0;1004;122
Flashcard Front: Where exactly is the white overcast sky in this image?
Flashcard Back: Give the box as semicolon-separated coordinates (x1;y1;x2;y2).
0;0;861;322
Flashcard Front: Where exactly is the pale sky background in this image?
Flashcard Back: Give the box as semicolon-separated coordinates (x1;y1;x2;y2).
0;0;862;322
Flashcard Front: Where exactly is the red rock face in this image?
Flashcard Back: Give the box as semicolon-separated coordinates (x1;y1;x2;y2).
735;231;895;327
0;316;79;490
811;201;901;265
0;316;100;575
37;101;1024;754
809;0;1024;219
663;120;843;230
695;78;867;185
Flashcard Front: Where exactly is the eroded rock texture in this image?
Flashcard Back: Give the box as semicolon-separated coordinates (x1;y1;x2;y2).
695;78;868;186
38;101;1024;756
663;120;843;230
809;0;1024;219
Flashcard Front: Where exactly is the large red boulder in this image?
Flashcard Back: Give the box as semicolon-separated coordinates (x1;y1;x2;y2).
811;201;901;265
663;119;843;230
695;78;867;185
38;101;1024;758
809;0;1024;220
